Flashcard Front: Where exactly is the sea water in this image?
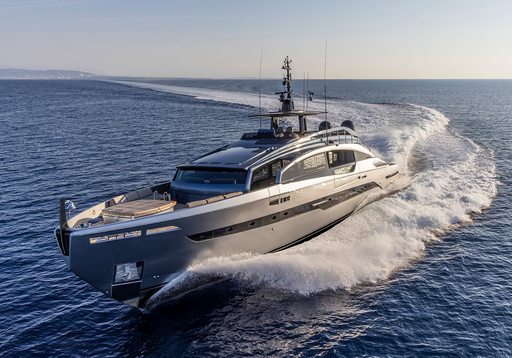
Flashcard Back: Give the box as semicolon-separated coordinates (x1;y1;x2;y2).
0;79;510;356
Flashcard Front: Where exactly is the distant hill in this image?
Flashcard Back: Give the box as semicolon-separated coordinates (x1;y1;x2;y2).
0;68;95;79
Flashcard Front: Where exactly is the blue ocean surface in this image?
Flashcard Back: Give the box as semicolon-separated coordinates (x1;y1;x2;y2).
0;78;510;357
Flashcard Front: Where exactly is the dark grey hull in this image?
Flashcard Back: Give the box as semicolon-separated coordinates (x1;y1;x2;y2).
55;166;397;307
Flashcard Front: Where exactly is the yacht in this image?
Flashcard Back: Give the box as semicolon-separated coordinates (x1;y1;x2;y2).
55;57;399;307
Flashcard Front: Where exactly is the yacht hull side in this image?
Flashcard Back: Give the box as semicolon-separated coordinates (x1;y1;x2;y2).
58;162;398;307
64;180;386;307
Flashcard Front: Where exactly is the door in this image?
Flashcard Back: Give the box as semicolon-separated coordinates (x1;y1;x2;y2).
328;150;359;189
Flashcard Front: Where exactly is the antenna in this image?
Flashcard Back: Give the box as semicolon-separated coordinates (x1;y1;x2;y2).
324;40;328;120
303;72;306;110
306;72;309;110
324;40;328;143
258;49;263;128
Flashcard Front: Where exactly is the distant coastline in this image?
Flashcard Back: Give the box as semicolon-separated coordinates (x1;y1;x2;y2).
0;68;95;80
1;69;510;81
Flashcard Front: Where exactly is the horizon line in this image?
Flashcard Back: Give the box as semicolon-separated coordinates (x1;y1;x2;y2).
1;69;512;81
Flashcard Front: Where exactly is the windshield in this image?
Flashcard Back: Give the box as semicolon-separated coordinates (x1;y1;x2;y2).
175;168;247;185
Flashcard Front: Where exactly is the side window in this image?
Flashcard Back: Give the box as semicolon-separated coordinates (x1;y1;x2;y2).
271;161;282;177
282;153;328;183
328;150;355;167
250;160;282;191
355;151;372;161
328;150;355;174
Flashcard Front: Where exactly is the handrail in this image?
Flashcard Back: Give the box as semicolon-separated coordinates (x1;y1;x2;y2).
250;126;371;168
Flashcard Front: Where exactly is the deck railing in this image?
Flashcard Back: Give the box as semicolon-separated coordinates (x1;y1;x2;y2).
308;128;371;151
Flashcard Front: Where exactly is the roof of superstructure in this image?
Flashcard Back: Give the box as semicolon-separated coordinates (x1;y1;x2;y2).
178;57;371;171
180;126;368;170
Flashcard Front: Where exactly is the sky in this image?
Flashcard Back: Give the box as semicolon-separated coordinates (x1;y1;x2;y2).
0;0;511;79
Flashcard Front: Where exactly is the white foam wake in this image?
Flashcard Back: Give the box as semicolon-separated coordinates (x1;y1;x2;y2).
119;81;497;300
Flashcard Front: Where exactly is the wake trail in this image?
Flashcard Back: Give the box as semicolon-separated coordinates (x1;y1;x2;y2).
115;81;498;304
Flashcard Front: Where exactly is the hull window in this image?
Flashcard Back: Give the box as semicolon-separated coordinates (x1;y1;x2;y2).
89;230;142;244
189;181;379;241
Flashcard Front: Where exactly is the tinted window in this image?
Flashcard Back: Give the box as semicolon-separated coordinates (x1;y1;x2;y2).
251;160;283;191
175;168;247;184
328;150;355;168
355;151;372;161
282;153;328;183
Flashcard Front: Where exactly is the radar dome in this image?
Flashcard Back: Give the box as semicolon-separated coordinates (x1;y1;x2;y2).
341;120;355;131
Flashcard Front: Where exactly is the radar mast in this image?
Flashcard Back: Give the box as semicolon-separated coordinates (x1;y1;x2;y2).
276;56;294;113
249;56;326;135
